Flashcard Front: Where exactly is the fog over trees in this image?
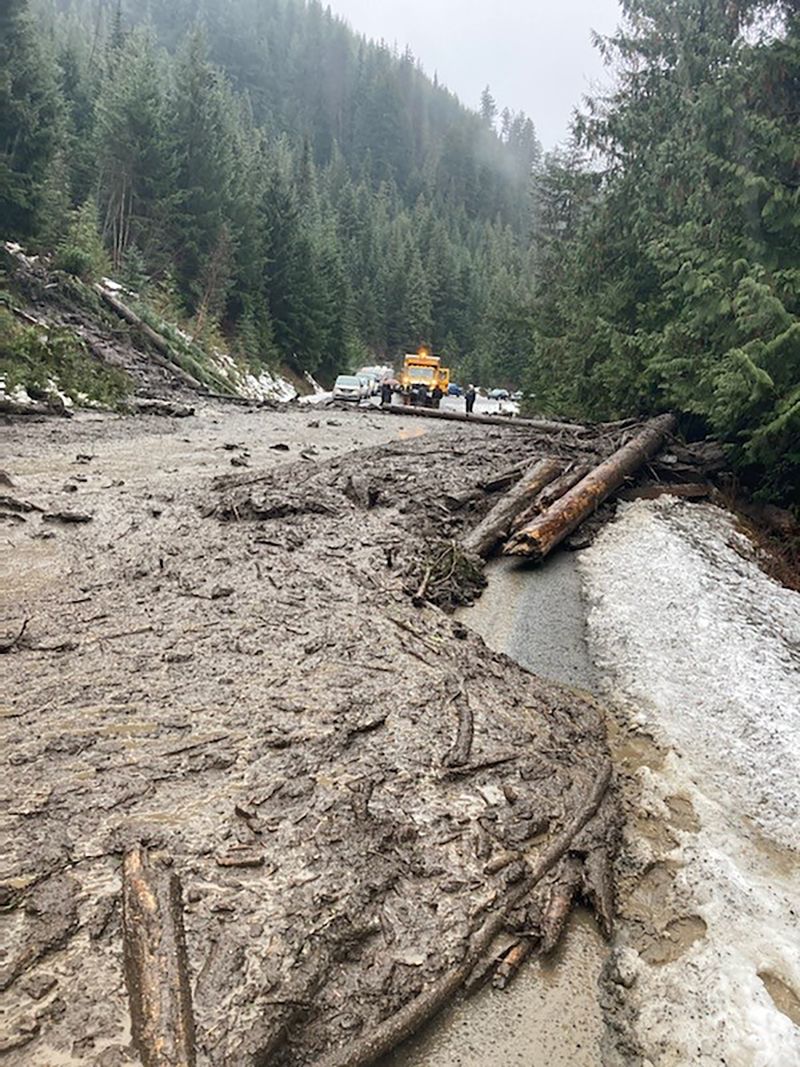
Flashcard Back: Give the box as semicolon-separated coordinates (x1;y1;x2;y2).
1;0;797;501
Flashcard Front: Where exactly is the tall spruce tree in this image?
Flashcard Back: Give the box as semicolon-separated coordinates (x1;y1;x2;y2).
1;0;63;238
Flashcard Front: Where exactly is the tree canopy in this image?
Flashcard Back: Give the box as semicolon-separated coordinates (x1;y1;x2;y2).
527;0;799;505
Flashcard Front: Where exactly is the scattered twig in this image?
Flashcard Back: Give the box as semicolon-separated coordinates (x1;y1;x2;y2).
0;618;28;654
312;760;612;1067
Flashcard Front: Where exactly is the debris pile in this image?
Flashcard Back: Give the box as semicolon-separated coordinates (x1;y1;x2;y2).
3;422;621;1066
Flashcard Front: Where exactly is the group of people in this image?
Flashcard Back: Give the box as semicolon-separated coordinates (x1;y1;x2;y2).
380;380;478;412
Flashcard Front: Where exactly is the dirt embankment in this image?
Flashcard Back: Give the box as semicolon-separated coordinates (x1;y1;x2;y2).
2;406;624;1065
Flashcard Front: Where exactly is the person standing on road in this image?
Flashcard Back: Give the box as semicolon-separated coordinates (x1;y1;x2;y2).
431;384;443;409
380;380;393;407
465;384;476;414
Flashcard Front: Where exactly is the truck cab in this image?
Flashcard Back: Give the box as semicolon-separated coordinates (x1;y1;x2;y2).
400;350;450;406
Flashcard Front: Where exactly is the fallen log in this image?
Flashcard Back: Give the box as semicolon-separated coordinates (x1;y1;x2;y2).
313;760;612;1067
617;482;711;502
462;457;563;558
378;402;587;435
504;414;677;561
122;847;196;1067
0;397;71;418
94;286;210;395
493;937;534;989
510;462;593;534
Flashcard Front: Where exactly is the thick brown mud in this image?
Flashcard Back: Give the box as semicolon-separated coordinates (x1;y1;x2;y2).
1;405;623;1066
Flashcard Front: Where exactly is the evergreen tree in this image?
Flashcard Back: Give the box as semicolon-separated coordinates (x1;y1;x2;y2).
95;27;174;270
169;28;237;315
480;85;497;129
0;0;63;237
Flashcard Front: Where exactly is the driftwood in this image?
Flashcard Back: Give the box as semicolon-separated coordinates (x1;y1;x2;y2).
313;760;612;1067
462;457;563;558
505;414;678;561
378;402;587;435
122;847;196;1067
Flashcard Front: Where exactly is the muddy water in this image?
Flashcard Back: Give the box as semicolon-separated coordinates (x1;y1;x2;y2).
385;553;607;1066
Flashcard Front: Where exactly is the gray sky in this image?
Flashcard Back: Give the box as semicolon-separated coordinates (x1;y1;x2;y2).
328;0;623;149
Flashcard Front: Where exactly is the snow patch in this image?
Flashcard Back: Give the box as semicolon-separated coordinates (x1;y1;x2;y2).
580;498;800;1066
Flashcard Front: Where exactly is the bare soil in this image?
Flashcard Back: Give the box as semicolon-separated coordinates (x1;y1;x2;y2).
1;404;621;1065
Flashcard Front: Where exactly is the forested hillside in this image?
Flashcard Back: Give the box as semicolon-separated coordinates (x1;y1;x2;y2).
527;0;799;505
2;0;539;380
2;0;798;503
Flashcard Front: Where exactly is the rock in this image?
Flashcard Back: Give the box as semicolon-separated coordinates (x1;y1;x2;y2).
608;947;640;989
20;973;57;1000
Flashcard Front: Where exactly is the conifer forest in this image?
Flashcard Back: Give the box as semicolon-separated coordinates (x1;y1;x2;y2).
2;0;798;501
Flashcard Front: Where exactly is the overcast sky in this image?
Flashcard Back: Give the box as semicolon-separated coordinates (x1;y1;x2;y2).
328;0;623;149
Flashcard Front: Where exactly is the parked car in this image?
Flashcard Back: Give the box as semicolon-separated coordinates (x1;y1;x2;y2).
333;374;364;401
447;383;463;396
511;390;524;402
488;388;510;400
356;368;381;395
357;375;372;398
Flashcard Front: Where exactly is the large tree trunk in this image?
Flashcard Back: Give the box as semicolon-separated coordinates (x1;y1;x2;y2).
122;847;197;1067
94;286;210;393
462;457;563;557
509;462;593;534
504;414;677;561
378;402;587;435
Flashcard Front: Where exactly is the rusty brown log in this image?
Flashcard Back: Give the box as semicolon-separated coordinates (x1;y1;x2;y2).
461;457;563;558
541;856;583;953
122;847;196;1067
377;402;587;435
510;463;594;535
492;937;534;989
504;414;677;561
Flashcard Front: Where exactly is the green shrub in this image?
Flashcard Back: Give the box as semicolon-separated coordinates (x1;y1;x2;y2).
0;307;131;408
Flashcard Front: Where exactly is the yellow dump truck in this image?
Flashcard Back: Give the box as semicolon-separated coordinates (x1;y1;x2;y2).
399;350;450;406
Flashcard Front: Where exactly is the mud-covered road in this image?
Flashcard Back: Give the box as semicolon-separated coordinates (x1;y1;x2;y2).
1;403;621;1066
4;403;797;1067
